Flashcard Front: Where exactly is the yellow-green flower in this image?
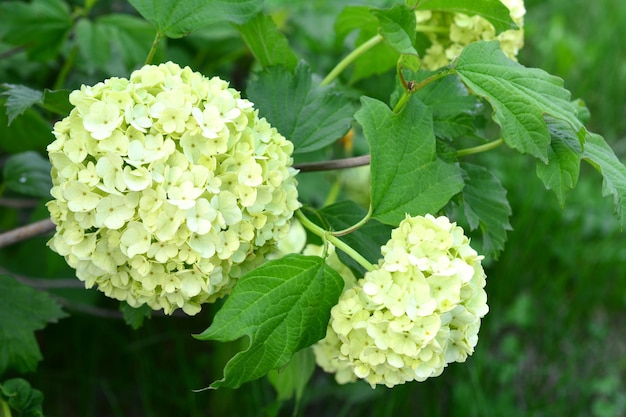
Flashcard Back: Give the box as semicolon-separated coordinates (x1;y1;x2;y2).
313;214;488;388
47;62;299;315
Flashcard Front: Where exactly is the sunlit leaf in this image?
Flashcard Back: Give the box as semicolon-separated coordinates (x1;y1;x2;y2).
236;13;298;70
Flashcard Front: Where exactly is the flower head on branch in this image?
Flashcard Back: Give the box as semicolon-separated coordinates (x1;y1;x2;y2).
313;214;488;388
47;62;299;315
416;0;526;70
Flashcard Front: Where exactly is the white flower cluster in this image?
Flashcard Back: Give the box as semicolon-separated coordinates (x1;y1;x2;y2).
416;0;525;70
313;214;488;388
46;62;299;315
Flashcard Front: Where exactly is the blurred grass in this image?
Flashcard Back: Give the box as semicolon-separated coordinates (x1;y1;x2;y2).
12;0;626;416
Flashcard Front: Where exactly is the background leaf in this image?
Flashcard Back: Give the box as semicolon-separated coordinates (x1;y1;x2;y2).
415;0;517;33
195;255;344;389
128;0;262;38
246;63;354;154
372;4;418;56
119;302;152;330
460;163;512;257
454;41;584;163
2;151;52;198
0;378;44;416
355;96;464;225
267;348;316;412
0;0;72;61
0;275;67;374
1;84;43;125
236;13;298;71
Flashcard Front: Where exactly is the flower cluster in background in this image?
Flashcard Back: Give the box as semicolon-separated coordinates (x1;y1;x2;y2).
416;0;525;70
46;62;299;315
313;214;488;388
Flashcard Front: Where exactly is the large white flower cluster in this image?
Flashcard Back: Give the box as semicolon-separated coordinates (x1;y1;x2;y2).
46;62;299;315
416;0;525;70
313;214;488;388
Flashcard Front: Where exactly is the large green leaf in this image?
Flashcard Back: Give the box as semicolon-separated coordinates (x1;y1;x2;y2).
536;117;582;206
2;151;52;198
195;254;343;389
0;107;53;154
128;0;262;38
460;163;512;257
0;275;67;374
355;96;464;225
75;18;112;72
1;84;71;125
454;41;585;163
415;0;517;33
236;13;298;71
0;0;72;61
246;63;355;154
582;133;626;225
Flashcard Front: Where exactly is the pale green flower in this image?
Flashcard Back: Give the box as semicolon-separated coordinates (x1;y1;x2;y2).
47;62;299;315
416;0;525;70
313;214;488;388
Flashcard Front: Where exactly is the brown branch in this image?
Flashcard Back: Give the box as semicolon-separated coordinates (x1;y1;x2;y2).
294;155;371;173
0;218;55;248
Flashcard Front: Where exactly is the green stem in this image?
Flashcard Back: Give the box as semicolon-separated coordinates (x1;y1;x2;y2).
321;34;384;86
393;91;411;113
53;46;78;90
331;205;373;237
1;399;12;417
296;210;375;272
456;138;504;157
392;69;453;113
145;31;163;65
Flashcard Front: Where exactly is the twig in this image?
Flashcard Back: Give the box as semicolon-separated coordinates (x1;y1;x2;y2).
0;197;40;208
294;155;371;173
0;218;55;248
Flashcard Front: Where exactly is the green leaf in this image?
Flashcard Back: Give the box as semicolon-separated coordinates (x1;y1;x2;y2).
0;107;54;154
415;0;517;33
0;378;44;417
1;84;43;125
414;74;482;140
195;254;343;389
536;117;582;206
267;347;315;410
318;201;391;274
460;163;512;257
97;14;161;73
334;6;398;82
454;41;585;163
2;151;52;198
120;302;152;330
0;275;67;374
246;63;355;154
0;0;72;61
582;133;626;225
372;5;418;55
354;96;464;225
128;0;262;38
236;13;298;71
75;18;111;72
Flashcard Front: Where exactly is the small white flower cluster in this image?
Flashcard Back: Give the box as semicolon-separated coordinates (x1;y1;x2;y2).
416;0;525;70
47;62;299;315
313;214;488;388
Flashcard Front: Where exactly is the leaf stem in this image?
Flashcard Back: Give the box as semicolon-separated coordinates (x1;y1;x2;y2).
295;210;375;272
456;138;504;157
145;31;163;65
53;46;78;90
1;399;12;417
331;205;373;237
415;25;449;34
321;34;384;86
392;69;453;113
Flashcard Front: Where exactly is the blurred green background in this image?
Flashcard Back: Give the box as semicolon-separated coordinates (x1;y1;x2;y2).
1;0;625;416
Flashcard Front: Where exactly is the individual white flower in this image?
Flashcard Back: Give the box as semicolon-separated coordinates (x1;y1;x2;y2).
313;214;488;388
47;61;299;315
416;0;525;70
